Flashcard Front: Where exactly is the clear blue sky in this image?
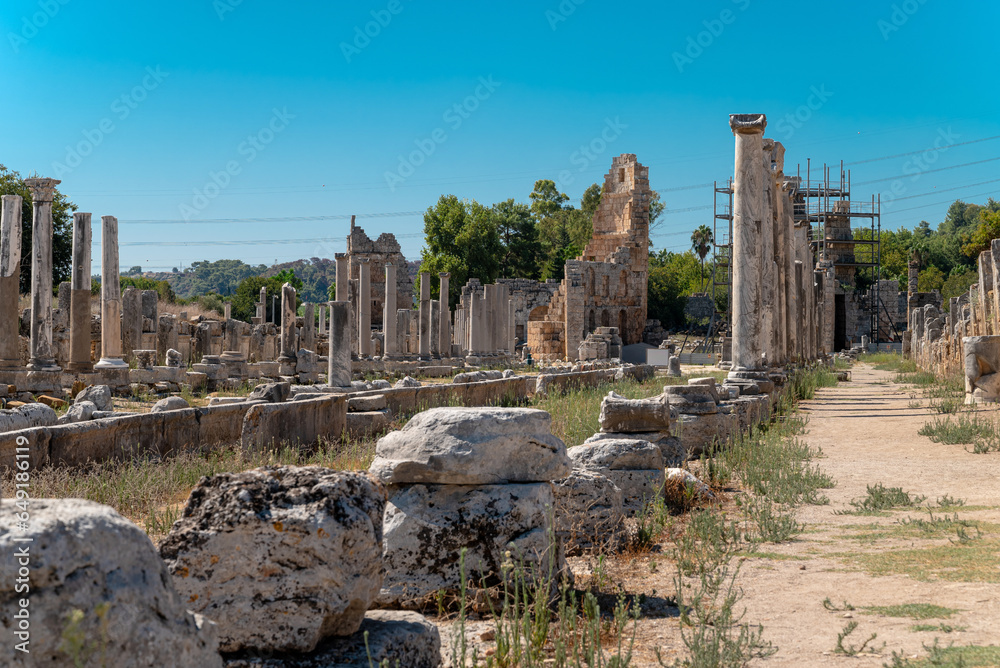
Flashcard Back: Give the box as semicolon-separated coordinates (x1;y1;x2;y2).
1;0;997;275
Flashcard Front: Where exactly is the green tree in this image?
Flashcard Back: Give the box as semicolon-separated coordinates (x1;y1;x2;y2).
0;164;75;294
229;269;302;323
581;183;603;219
647;251;703;329
419;195;502;307
690;224;713;291
917;266;945;292
960;203;1000;259
119;276;176;303
941;269;978;301
494;199;541;280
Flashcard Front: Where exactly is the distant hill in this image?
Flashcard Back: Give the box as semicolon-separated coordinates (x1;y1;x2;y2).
142;257;421;305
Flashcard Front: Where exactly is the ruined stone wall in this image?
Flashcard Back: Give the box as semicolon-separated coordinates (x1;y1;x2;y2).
527;154;651;361
347;223;413;328
496;278;561;344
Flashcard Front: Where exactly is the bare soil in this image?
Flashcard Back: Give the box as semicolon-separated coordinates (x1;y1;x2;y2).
439;363;1000;666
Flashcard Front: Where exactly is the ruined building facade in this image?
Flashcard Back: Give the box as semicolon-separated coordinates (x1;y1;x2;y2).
347;221;413;327
526;154;651;361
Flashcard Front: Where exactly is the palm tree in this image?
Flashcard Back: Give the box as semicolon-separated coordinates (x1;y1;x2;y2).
690;224;714;292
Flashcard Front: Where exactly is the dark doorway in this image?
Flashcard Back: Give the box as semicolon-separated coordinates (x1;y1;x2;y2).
834;294;847;352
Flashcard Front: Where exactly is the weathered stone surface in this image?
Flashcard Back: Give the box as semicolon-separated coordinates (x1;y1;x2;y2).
664;385;718;414
75;383;113;411
160;467;385;654
582;430;686;467
151;396;191;413
0;402;57;433
568;438;663;471
370;379;393;390
598;391;671;433
379;482;561;607
552;468;624;554
687;377;721;402
604;469;663;512
349;393;387;412
665;468;715;502
240;395;347;452
247;381;291;403
64;399;96;422
394;375;422;388
0;499;221;668
673;411;737;455
223;610;441;668
370;407;570;485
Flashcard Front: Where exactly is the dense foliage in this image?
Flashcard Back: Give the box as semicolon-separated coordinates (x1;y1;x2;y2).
0;164;75;293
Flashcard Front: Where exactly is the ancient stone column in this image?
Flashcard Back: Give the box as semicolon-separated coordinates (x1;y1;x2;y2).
418;272;431;359
396;309;410;355
508;298;516;354
122;287;142;361
67;212;93;372
824;264;836;353
793;261;804;360
468;292;480;356
727;114;767;379
327;301;351;387
95;216;127;370
484;284;495;355
257;286;267;322
430;299;440;358
358;259;371;357
991;240;1000;336
0;195;23;368
438;272;450;358
278;282;297;362
317;304;326;336
302;302;315;351
759;139;776;365
979;251;994;336
25;178;61;371
383;264;397;357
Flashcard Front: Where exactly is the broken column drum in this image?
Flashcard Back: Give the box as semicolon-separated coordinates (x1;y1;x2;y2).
328;300;352;388
279;282;297;362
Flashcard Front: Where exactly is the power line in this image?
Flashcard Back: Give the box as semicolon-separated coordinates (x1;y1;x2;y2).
853;156;1000;186
117;211;424;225
891;178;1000;203
883;189;999;216
844;135;1000;166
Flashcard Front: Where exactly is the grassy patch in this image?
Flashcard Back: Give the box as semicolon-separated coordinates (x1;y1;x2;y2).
846;537;1000;583
839;483;927;516
919;414;998;445
885;641;1000;667
1;438;379;539
864;604;960;620
858;352;916;373
910;624;967;633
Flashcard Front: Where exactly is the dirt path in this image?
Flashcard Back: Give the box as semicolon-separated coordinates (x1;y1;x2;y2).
440;364;1000;666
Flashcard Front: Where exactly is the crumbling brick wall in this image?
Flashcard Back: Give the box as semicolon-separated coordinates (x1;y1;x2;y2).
347;223;414;327
527;154;650;361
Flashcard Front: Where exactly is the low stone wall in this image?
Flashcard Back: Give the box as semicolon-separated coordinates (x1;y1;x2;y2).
534;365;654;396
0;402;252;469
241;394;347;452
351;377;532;417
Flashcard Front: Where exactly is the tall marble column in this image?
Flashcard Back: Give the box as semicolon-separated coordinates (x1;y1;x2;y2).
335;252;354;355
418;272;430;359
508;298;516;354
68;212;93;372
257;286;267;322
302;302;316;351
278;282;297;362
438;272;450;358
327;301;351;388
430;300;440;357
484;285;495;356
823;264;836;354
95;216;127;369
467;293;479;356
759;139;775;366
317;304;326;336
727;114;767;380
121;287;142;362
383;264;397;357
358;259;371;357
25;177;61;372
0;195;22;368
